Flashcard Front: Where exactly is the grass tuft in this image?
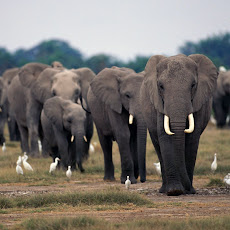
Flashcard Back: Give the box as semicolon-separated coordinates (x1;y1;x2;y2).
1;188;152;209
206;178;225;187
20;216;98;230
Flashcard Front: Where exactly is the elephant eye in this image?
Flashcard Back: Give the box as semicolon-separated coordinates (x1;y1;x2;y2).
158;83;164;91
125;93;131;98
191;82;196;89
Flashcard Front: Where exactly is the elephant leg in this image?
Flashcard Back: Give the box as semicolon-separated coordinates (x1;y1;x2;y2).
185;133;199;194
18;125;30;154
148;130;167;193
27;100;41;157
97;129;115;181
129;124;139;180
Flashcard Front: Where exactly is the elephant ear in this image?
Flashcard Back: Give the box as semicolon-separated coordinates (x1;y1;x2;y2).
18;63;50;88
90;68;123;114
216;72;228;96
143;55;166;113
43;96;64;131
71;68;96;105
189;54;218;112
31;68;61;103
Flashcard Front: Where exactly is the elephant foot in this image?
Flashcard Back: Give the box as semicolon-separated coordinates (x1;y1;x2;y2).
159;184;167;193
166;183;185;196
186;186;196;194
104;175;115;181
140;176;146;183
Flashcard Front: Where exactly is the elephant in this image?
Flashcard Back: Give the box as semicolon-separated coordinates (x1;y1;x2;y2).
212;70;230;128
87;67;147;184
8;63;50;154
1;67;21;141
8;62;95;157
41;96;89;171
140;54;218;196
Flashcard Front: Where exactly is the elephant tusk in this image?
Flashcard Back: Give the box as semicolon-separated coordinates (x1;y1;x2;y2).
129;114;134;124
184;113;194;133
164;115;175;135
0;108;2;113
71;135;74;142
83;136;87;142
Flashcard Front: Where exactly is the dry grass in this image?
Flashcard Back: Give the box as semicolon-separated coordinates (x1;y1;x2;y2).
0;123;230;229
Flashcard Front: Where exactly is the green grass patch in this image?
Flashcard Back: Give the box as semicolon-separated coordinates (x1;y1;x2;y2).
206;178;225;187
14;215;230;230
0;188;152;209
18;216;99;230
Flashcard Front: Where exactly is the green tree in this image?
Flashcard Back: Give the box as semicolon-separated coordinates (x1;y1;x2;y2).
125;56;149;73
0;48;15;75
179;33;230;69
85;54;124;74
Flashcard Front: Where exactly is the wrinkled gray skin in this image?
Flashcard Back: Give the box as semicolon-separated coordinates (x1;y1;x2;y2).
140;54;218;196
87;67;147;184
0;78;7;145
41;96;88;171
1;68;20;141
8;62;95;157
213;70;230;128
8;63;50;154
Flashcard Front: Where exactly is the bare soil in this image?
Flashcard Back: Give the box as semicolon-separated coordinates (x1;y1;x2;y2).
0;178;230;227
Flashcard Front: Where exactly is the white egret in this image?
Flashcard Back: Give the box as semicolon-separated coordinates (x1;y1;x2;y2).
22;154;33;171
2;142;6;153
153;162;161;176
211;153;217;173
66;166;72;179
125;176;131;189
49;157;60;173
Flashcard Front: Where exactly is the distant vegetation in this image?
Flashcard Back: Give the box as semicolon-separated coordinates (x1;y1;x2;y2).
0;32;230;75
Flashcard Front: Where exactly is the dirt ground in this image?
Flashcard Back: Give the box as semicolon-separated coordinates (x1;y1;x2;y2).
0;178;230;227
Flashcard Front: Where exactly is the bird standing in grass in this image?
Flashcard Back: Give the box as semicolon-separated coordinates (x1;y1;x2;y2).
49;157;60;174
66;166;72;179
153;162;161;176
16;156;23;175
125;176;131;189
211;153;217;173
22;153;33;171
89;143;95;154
2;142;6;153
224;173;230;188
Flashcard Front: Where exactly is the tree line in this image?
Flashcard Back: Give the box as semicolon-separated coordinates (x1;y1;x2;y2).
0;32;230;75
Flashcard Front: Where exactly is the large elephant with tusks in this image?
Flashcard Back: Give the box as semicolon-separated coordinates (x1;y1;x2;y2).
140;54;218;196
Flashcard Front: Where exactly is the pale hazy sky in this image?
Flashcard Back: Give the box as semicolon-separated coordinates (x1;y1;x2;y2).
1;0;230;61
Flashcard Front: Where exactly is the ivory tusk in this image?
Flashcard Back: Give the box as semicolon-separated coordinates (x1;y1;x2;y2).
184;113;194;133
164;115;175;135
129;114;134;124
84;136;87;142
71;135;74;142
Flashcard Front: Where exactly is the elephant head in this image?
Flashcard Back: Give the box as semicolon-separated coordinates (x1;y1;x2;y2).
144;54;218;134
215;71;230;96
32;67;95;106
212;70;230;127
43;96;87;171
143;54;218;194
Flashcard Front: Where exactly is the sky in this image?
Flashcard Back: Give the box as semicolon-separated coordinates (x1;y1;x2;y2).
1;0;230;61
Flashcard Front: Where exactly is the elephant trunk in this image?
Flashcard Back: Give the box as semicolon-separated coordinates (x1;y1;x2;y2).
137;119;147;183
73;130;85;172
170;120;192;193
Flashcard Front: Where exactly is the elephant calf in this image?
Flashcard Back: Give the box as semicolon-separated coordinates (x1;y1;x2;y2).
41;96;89;171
